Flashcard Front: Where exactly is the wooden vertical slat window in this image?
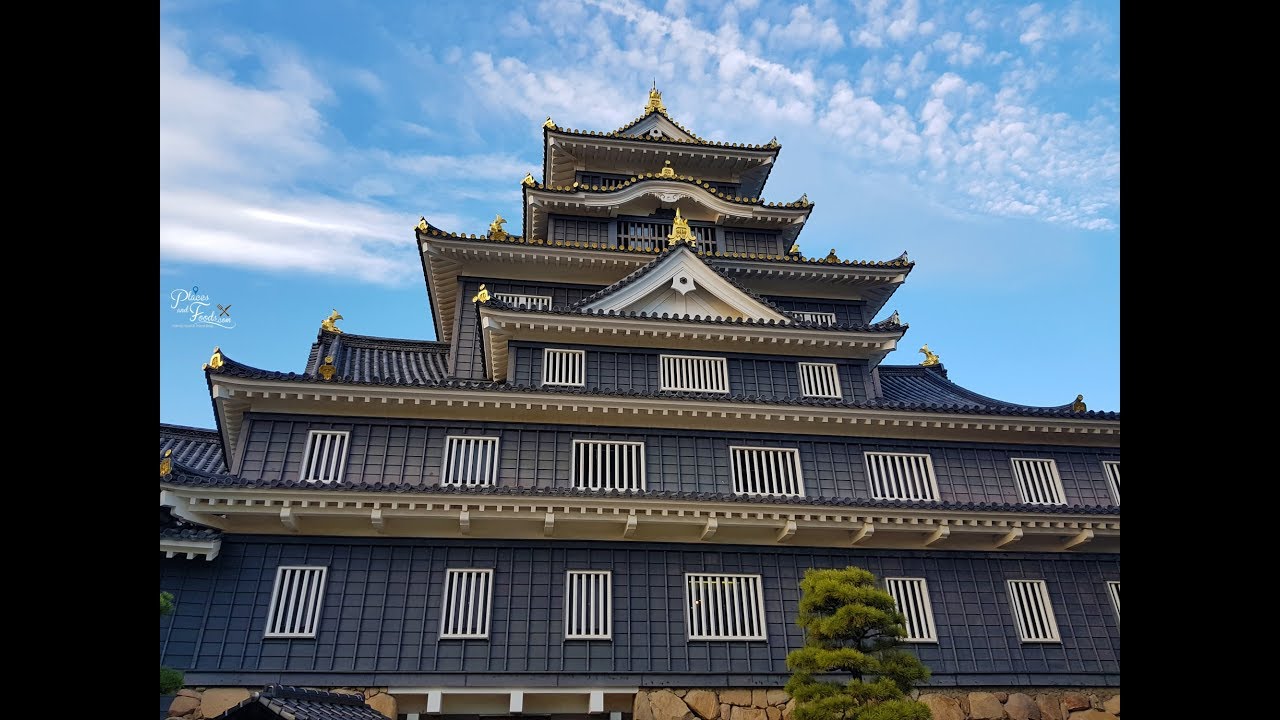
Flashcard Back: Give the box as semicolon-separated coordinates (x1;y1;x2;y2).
884;577;938;642
493;293;552;310
685;574;767;640
565;571;612;640
543;349;585;386
798;362;842;398
264;566;328;638
441;436;499;487
1007;580;1061;642
865;452;940;501
730;447;804;497
1011;459;1066;505
572;440;645;491
660;355;729;393
1103;461;1120;504
440;569;494;639
791;311;837;324
300;430;349;484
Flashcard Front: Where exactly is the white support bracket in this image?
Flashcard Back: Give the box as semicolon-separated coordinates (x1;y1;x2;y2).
588;691;605;714
923;525;950;547
995;527;1023;549
544;512;556;537
851;522;874;545
701;517;719;541
623;514;637;538
509;691;524;715
280;507;298;533
1063;528;1094;550
459;509;471;535
776;519;797;543
371;508;385;533
426;691;442;714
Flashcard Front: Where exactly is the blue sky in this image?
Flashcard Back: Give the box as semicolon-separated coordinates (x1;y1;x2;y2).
159;0;1119;429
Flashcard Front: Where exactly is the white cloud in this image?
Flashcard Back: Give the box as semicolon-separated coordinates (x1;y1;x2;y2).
768;5;843;52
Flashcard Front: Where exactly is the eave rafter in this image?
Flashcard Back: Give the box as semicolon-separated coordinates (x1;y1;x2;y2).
161;485;1120;554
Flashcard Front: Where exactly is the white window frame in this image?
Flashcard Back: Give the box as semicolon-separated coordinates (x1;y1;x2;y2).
1106;580;1120;623
300;430;350;484
884;577;939;642
685;573;768;641
439;568;494;639
564;570;612;640
1102;461;1120;504
792;311;837;324
493;292;552;310
264;566;328;639
659;354;730;393
865;452;940;502
1010;458;1067;506
571;439;647;491
1007;579;1062;642
542;348;586;387
798;362;842;399
730;446;805;498
441;435;500;488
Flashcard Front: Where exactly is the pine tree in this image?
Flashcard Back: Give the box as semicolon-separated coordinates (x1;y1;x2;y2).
785;567;933;720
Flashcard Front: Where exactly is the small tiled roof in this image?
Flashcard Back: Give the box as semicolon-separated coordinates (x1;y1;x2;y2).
159;505;220;541
877;364;1085;413
526;172;808;208
305;330;452;383
547;109;779;151
160;423;226;474
211;685;390;720
161;470;1119;515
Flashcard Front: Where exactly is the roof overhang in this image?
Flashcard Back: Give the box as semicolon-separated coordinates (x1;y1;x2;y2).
158;483;1120;554
159;536;221;561
477;306;903;380
544;129;778;190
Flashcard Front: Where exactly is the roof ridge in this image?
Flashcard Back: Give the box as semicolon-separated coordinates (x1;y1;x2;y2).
159;423;220;437
261;684;367;705
526;172;811;208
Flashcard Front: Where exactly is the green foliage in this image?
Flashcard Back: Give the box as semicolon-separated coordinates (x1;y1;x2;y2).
160;666;185;695
785;567;933;720
160;591;175;617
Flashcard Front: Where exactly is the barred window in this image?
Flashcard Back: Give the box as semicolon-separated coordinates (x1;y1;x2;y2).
685;573;767;640
1107;581;1120;622
1011;458;1066;505
798;362;841;398
440;569;494;639
550;217;609;245
730;446;805;497
792;311;837;324
884;577;938;642
572;440;646;491
300;430;349;484
441;436;499;487
865;452;940;501
543;348;585;386
493;292;552;310
722;228;781;255
264;566;328;638
1007;580;1061;642
660;355;729;393
1103;461;1120;504
565;571;612;640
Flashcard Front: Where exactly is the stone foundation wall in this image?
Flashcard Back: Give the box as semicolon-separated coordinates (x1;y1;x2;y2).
166;687;396;719
633;688;1120;720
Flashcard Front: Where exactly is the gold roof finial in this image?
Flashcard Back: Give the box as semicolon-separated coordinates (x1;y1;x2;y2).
318;356;337;381
160;449;173;477
787;242;801;256
1071;394;1087;412
472;284;491;303
204;347;224;371
658;160;676;178
667;208;696;247
321;309;344;334
522;172;535;187
543;116;557;129
888;310;901;325
489;214;508;241
416;216;429;232
919;344;941;367
645;82;667;114
825;248;838;262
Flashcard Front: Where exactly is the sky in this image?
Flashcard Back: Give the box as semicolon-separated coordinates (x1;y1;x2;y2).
159;0;1119;429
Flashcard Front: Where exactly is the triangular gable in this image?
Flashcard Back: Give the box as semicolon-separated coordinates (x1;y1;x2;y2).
616;111;702;143
579;244;789;322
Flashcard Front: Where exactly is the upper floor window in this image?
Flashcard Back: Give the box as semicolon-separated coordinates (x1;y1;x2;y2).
493;292;552;310
1010;458;1066;505
1106;580;1121;622
442;436;499;487
884;577;938;642
865;452;939;502
301;430;349;484
730;446;805;498
660;355;729;393
685;573;767;640
572;439;646;491
543;348;585;387
798;362;842;399
1007;579;1061;642
792;311;837;324
440;568;494;639
565;570;612;640
264;566;328;638
1102;461;1120;504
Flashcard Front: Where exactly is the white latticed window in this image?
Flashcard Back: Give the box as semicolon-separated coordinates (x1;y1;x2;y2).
884;577;938;642
1011;458;1066;505
1103;461;1120;504
493;292;552;310
264;566;328;638
543;348;585;386
572;440;646;491
1107;581;1120;621
730;447;805;497
565;571;612;640
792;311;837;324
685;573;767;640
441;436;499;487
798;362;841;398
440;569;494;639
300;430;349;483
865;452;940;501
1007;580;1061;642
660;355;729;393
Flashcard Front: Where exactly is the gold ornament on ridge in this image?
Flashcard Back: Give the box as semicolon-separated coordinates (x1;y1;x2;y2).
667;208;696;246
321;309;344;334
1071;394;1087;412
919;345;940;367
489;214;508;241
318;356;337;381
160;449;173;477
472;284;491;303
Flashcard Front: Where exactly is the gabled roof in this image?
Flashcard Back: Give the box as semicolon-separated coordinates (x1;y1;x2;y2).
212;685;390;720
525;170;809;208
160;423;226;474
305;330;451;383
877;364;1084;412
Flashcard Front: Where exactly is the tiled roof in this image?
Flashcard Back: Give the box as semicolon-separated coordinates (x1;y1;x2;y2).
159;505;220;541
548;110;778;151
159;423;226;474
877;364;1083;412
211;685;390;720
161;469;1119;515
526;172;809;208
305;330;451;383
